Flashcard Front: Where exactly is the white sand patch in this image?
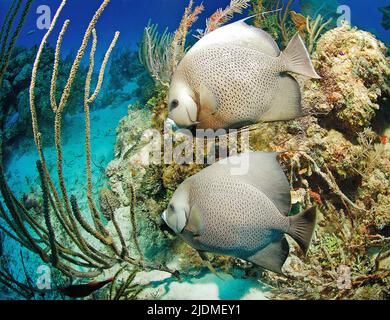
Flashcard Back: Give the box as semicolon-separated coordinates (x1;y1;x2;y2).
137;270;269;300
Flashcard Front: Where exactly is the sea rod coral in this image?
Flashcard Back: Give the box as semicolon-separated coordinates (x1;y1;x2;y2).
0;0;179;299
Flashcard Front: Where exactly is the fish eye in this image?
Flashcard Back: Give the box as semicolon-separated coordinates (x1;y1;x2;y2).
170;99;179;110
169;204;175;211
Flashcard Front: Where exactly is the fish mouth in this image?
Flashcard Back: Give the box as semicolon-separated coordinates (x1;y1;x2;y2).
168;108;199;128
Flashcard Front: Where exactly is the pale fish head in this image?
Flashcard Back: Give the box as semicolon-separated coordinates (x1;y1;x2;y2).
161;183;190;234
168;79;198;128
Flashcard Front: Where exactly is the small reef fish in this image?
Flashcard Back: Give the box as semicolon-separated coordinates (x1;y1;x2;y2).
168;16;320;130
162;152;317;274
60;278;113;298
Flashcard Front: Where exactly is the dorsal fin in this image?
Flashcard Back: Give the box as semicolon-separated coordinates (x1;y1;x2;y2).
204;152;292;215
191;16;281;57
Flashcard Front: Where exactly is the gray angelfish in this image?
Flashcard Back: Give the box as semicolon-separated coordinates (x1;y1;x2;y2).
162;152;317;274
168;16;320;130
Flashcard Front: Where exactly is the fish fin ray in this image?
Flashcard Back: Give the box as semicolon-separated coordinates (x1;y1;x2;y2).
287;206;317;254
260;74;303;122
247;237;289;274
280;33;321;79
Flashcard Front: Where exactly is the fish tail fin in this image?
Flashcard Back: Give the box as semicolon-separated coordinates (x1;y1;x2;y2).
260;74;303;122
286;206;317;254
280;33;321;79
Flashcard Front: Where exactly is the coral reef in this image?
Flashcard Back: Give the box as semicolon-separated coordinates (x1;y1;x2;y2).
0;0;388;301
101;48;154;107
306;25;389;136
106;20;389;300
196;0;250;38
379;6;390;30
139;0;248;88
139;22;175;87
0;0;178;301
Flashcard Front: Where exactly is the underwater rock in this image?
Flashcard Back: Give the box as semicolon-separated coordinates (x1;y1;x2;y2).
308;25;389;136
12;64;32;89
113;106;152;161
102;49;155;106
106;105;174;263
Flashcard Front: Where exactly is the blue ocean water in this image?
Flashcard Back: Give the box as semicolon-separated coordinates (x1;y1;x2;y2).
0;0;389;54
0;0;388;300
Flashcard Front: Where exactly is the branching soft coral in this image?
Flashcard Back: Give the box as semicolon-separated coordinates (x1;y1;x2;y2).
171;0;204;71
139;0;204;87
196;0;250;38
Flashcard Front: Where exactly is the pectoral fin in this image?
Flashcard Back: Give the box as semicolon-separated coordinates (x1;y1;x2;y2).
199;83;218;116
247;237;290;274
185;205;205;237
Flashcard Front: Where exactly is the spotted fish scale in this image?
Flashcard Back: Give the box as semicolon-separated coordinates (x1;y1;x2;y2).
180;45;285;129
188;175;290;258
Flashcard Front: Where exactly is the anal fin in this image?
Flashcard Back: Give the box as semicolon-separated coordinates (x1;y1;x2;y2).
247;237;289;274
260;74;303;122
